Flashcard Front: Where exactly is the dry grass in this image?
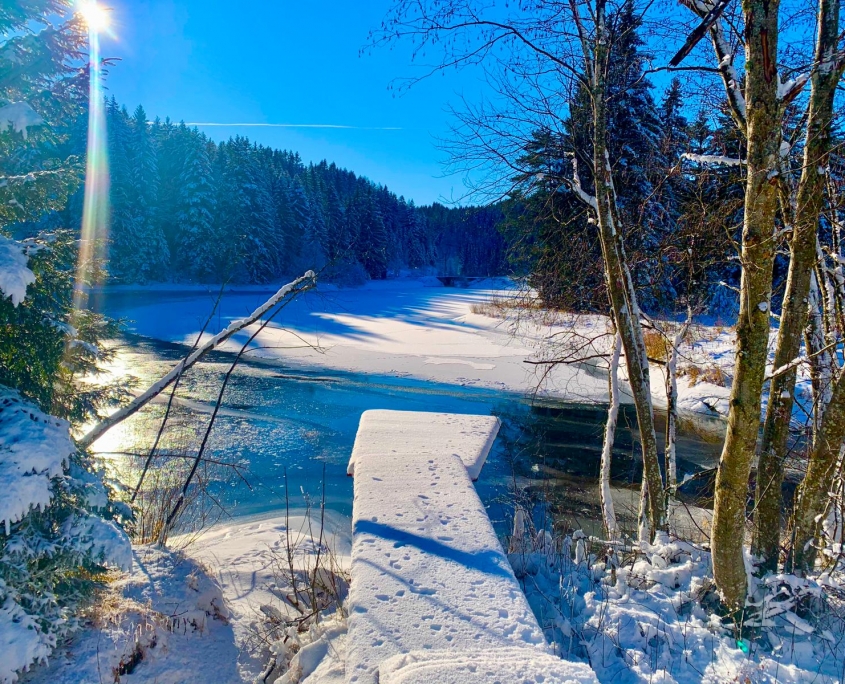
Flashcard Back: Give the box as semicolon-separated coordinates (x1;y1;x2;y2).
643;329;671;363
469;296;516;318
681;364;728;387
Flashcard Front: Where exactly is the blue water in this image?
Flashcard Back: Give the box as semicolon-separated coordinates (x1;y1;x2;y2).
101;335;721;536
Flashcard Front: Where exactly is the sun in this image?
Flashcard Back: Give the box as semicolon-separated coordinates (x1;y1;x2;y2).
78;1;110;33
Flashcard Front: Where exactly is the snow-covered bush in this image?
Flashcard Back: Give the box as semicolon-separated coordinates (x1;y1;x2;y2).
506;509;845;683
0;387;131;683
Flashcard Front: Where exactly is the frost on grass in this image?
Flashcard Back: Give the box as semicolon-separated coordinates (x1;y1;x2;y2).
508;518;845;684
0;236;35;307
0;386;75;533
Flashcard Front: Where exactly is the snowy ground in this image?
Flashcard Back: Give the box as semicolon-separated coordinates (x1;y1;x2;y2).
509;527;845;684
95;278;608;405
96;276;814;437
24;512;351;684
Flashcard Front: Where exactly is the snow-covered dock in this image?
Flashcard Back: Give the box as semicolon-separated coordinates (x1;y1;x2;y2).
346;410;597;684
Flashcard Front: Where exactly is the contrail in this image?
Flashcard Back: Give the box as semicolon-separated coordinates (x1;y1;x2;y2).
184;122;403;130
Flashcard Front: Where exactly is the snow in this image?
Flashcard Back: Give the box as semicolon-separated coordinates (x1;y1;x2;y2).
513;530;845;683
346;409;595;684
0;102;43;140
378;648;598;684
96;278;816;439
0;599;51;684
777;73;809;100
27;513;351;684
681;153;742;166
93;280;605;407
0;235;35;306
61;513;133;571
28;544;241;684
347;410;501;481
184;511;351;682
0;386;75;534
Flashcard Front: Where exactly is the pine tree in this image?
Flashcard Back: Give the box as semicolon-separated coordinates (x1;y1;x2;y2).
215;137;281;282
357;187;389;279
109;105;170;281
285;175;310;262
0;5;131;679
173;124;217;280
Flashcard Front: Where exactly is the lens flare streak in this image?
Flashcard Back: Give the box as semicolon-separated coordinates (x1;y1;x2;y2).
74;25;109;309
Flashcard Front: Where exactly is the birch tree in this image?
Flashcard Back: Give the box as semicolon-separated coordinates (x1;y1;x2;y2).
600;330;622;539
374;0;667;535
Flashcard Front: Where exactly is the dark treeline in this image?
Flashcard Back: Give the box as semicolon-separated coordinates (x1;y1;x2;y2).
67;99;506;284
500;2;743;318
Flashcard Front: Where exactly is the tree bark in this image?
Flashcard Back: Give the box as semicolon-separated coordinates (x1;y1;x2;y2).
590;0;666;536
600;330;622;540
791;365;845;571
666;316;692;497
711;0;781;610
77;271;316;449
753;0;842;573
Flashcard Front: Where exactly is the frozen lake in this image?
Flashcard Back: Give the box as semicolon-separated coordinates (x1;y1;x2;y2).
90;283;722;535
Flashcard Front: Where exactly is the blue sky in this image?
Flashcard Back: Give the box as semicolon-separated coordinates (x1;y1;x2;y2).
95;0;486;205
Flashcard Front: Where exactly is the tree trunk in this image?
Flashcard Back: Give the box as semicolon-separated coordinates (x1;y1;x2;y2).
665;317;691;536
711;0;781;610
590;2;666;535
791;365;845;571
666;316;691;496
753;0;841;574
600;330;622;540
78;271;316;448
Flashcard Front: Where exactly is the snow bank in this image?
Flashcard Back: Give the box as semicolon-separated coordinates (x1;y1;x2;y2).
184;512;351;683
26;513;351;684
0;386;75;533
26;545;238;684
346;410;595;684
0;236;35;306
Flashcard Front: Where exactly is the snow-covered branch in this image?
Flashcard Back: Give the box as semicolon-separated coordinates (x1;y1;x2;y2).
681;152;743;166
0;235;35;306
570;158;597;209
77;271;317;448
0;101;43;139
0;387;75;535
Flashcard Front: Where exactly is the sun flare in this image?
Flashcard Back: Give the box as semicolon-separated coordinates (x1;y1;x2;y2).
79;1;110;32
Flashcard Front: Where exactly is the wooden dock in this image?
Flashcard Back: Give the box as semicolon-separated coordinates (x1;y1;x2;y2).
345;409;597;684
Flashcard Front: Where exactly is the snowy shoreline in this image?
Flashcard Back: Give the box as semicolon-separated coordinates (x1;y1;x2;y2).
92;278;766;437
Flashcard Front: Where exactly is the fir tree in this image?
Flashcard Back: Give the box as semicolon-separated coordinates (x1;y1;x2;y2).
173;124;217;280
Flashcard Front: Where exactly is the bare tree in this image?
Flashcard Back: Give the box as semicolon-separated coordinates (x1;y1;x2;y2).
753;0;845;574
373;0;667;535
